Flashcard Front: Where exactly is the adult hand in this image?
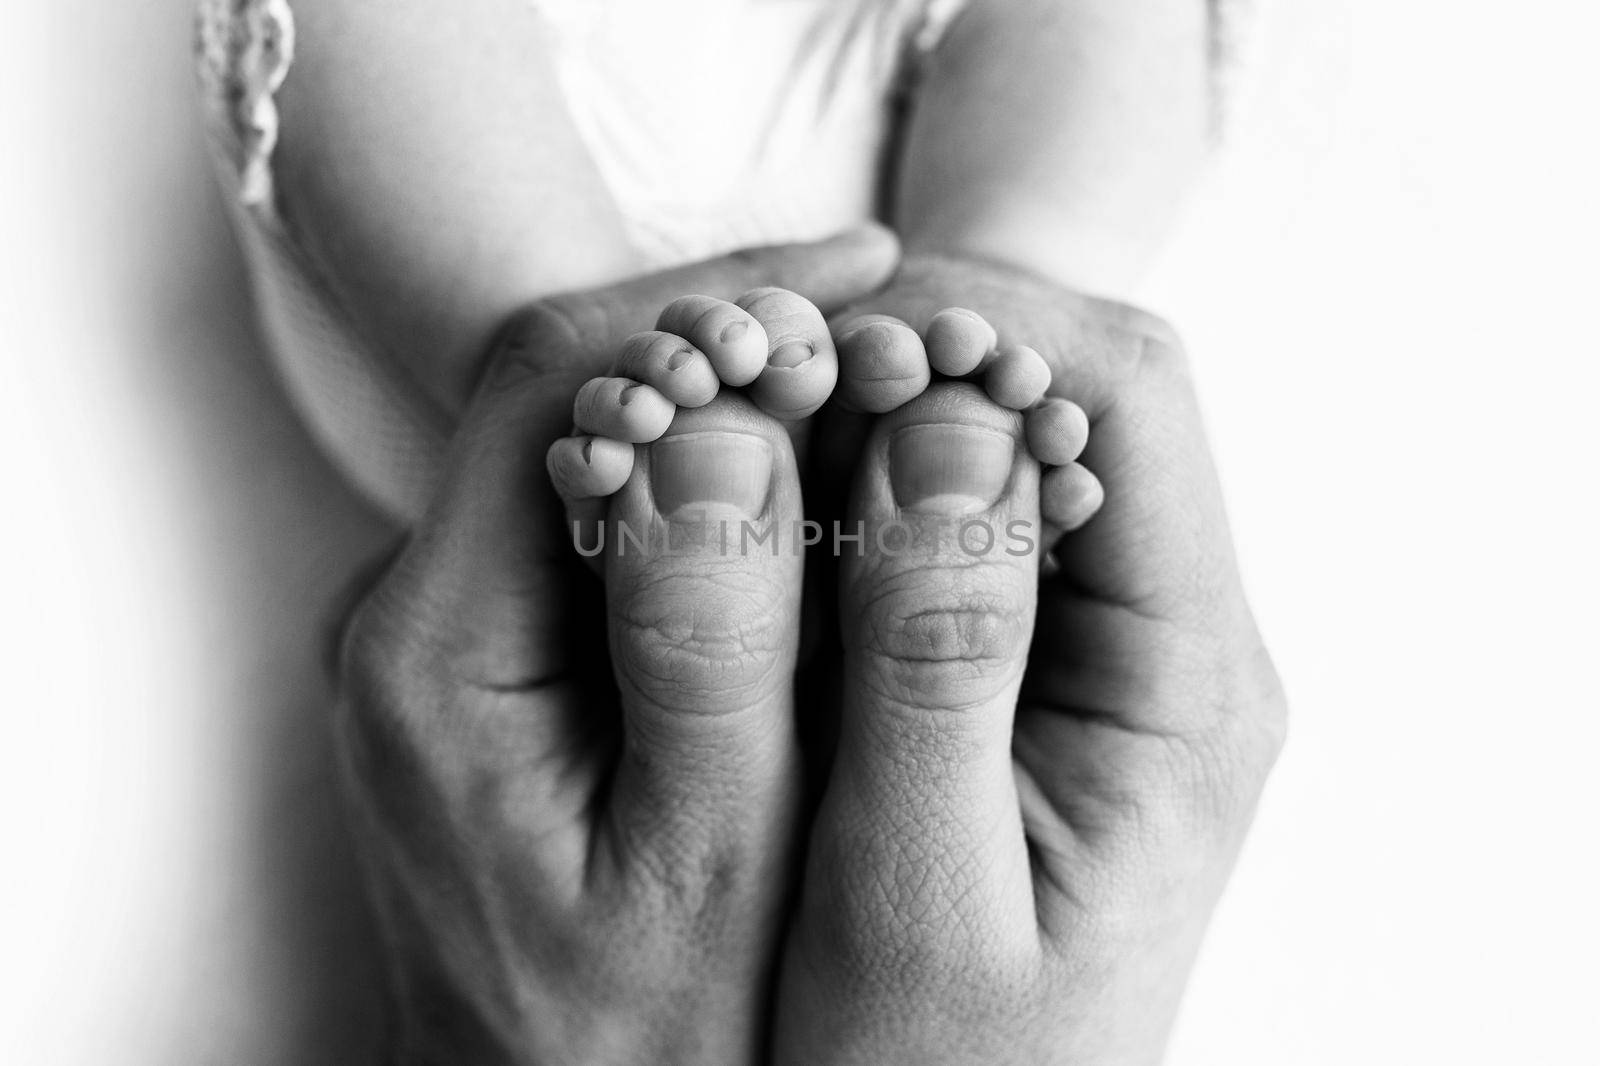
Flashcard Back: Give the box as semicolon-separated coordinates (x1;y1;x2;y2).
333;226;898;1065
775;252;1287;1064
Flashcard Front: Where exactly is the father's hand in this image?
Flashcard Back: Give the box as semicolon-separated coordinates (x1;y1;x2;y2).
333;227;898;1065
776;253;1287;1064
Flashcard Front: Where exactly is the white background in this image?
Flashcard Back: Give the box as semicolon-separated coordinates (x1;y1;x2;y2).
3;1;1597;1062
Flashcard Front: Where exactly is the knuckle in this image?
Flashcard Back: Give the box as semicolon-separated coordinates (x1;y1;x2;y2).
331;588;432;782
1116;300;1183;350
898;605;1013;663
1171;708;1285;845
328;558;469;784
1247;651;1291;767
334;578;409;703
1120;651;1289;850
1058;298;1192;398
510;299;587;354
611;572;790;709
1046;641;1288;878
1136;331;1193;383
487;299;591;387
855;574;1029;710
334;610;540;851
330;673;410;799
861;574;1024;663
1203;640;1289;792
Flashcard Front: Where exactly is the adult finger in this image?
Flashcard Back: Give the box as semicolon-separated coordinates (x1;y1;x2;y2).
528;223;901;366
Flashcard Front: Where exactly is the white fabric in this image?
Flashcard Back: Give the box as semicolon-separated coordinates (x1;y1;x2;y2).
195;0;1247;522
195;0;974;519
525;0;969;268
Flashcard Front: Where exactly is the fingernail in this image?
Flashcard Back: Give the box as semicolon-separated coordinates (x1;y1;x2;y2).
652;432;773;521
720;320;751;344
666;347;694;371
889;424;1012;516
619;383;643;406
581;437;595;464
768;341;813;368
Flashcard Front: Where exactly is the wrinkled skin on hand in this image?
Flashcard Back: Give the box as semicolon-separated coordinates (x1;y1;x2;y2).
331;230;900;1066
776;252;1287;1065
330;233;1282;1066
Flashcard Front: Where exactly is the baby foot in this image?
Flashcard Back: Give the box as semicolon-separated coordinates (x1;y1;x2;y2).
543;287;832;724
587;390;806;717
545;328;815;854
833;307;1104;559
545;288;839;535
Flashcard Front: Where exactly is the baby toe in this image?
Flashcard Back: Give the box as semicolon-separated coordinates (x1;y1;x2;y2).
738;287;840;421
1040;462;1105;534
547;435;636;500
985;344;1052;410
613;331;720;408
924;308;998;377
1025;397;1091;466
572;377;676;443
656;295;770;387
834;316;932;414
748;357;838;420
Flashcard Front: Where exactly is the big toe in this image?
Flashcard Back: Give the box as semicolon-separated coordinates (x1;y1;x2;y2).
813;382;1042;952
841;382;1041;717
833;315;932;414
604;392;804;738
737;287;840;422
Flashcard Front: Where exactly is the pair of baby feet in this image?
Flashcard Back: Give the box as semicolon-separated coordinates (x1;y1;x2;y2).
545;287;1103;705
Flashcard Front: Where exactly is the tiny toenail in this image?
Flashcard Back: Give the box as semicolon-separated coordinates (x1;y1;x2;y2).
667;347;694;371
769;341;813;369
720;320;751;344
652;432;773;522
618;383;642;406
581;438;595;464
889;424;1013;516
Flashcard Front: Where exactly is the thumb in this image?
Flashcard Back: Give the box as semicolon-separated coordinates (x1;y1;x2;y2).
531;223;901;357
